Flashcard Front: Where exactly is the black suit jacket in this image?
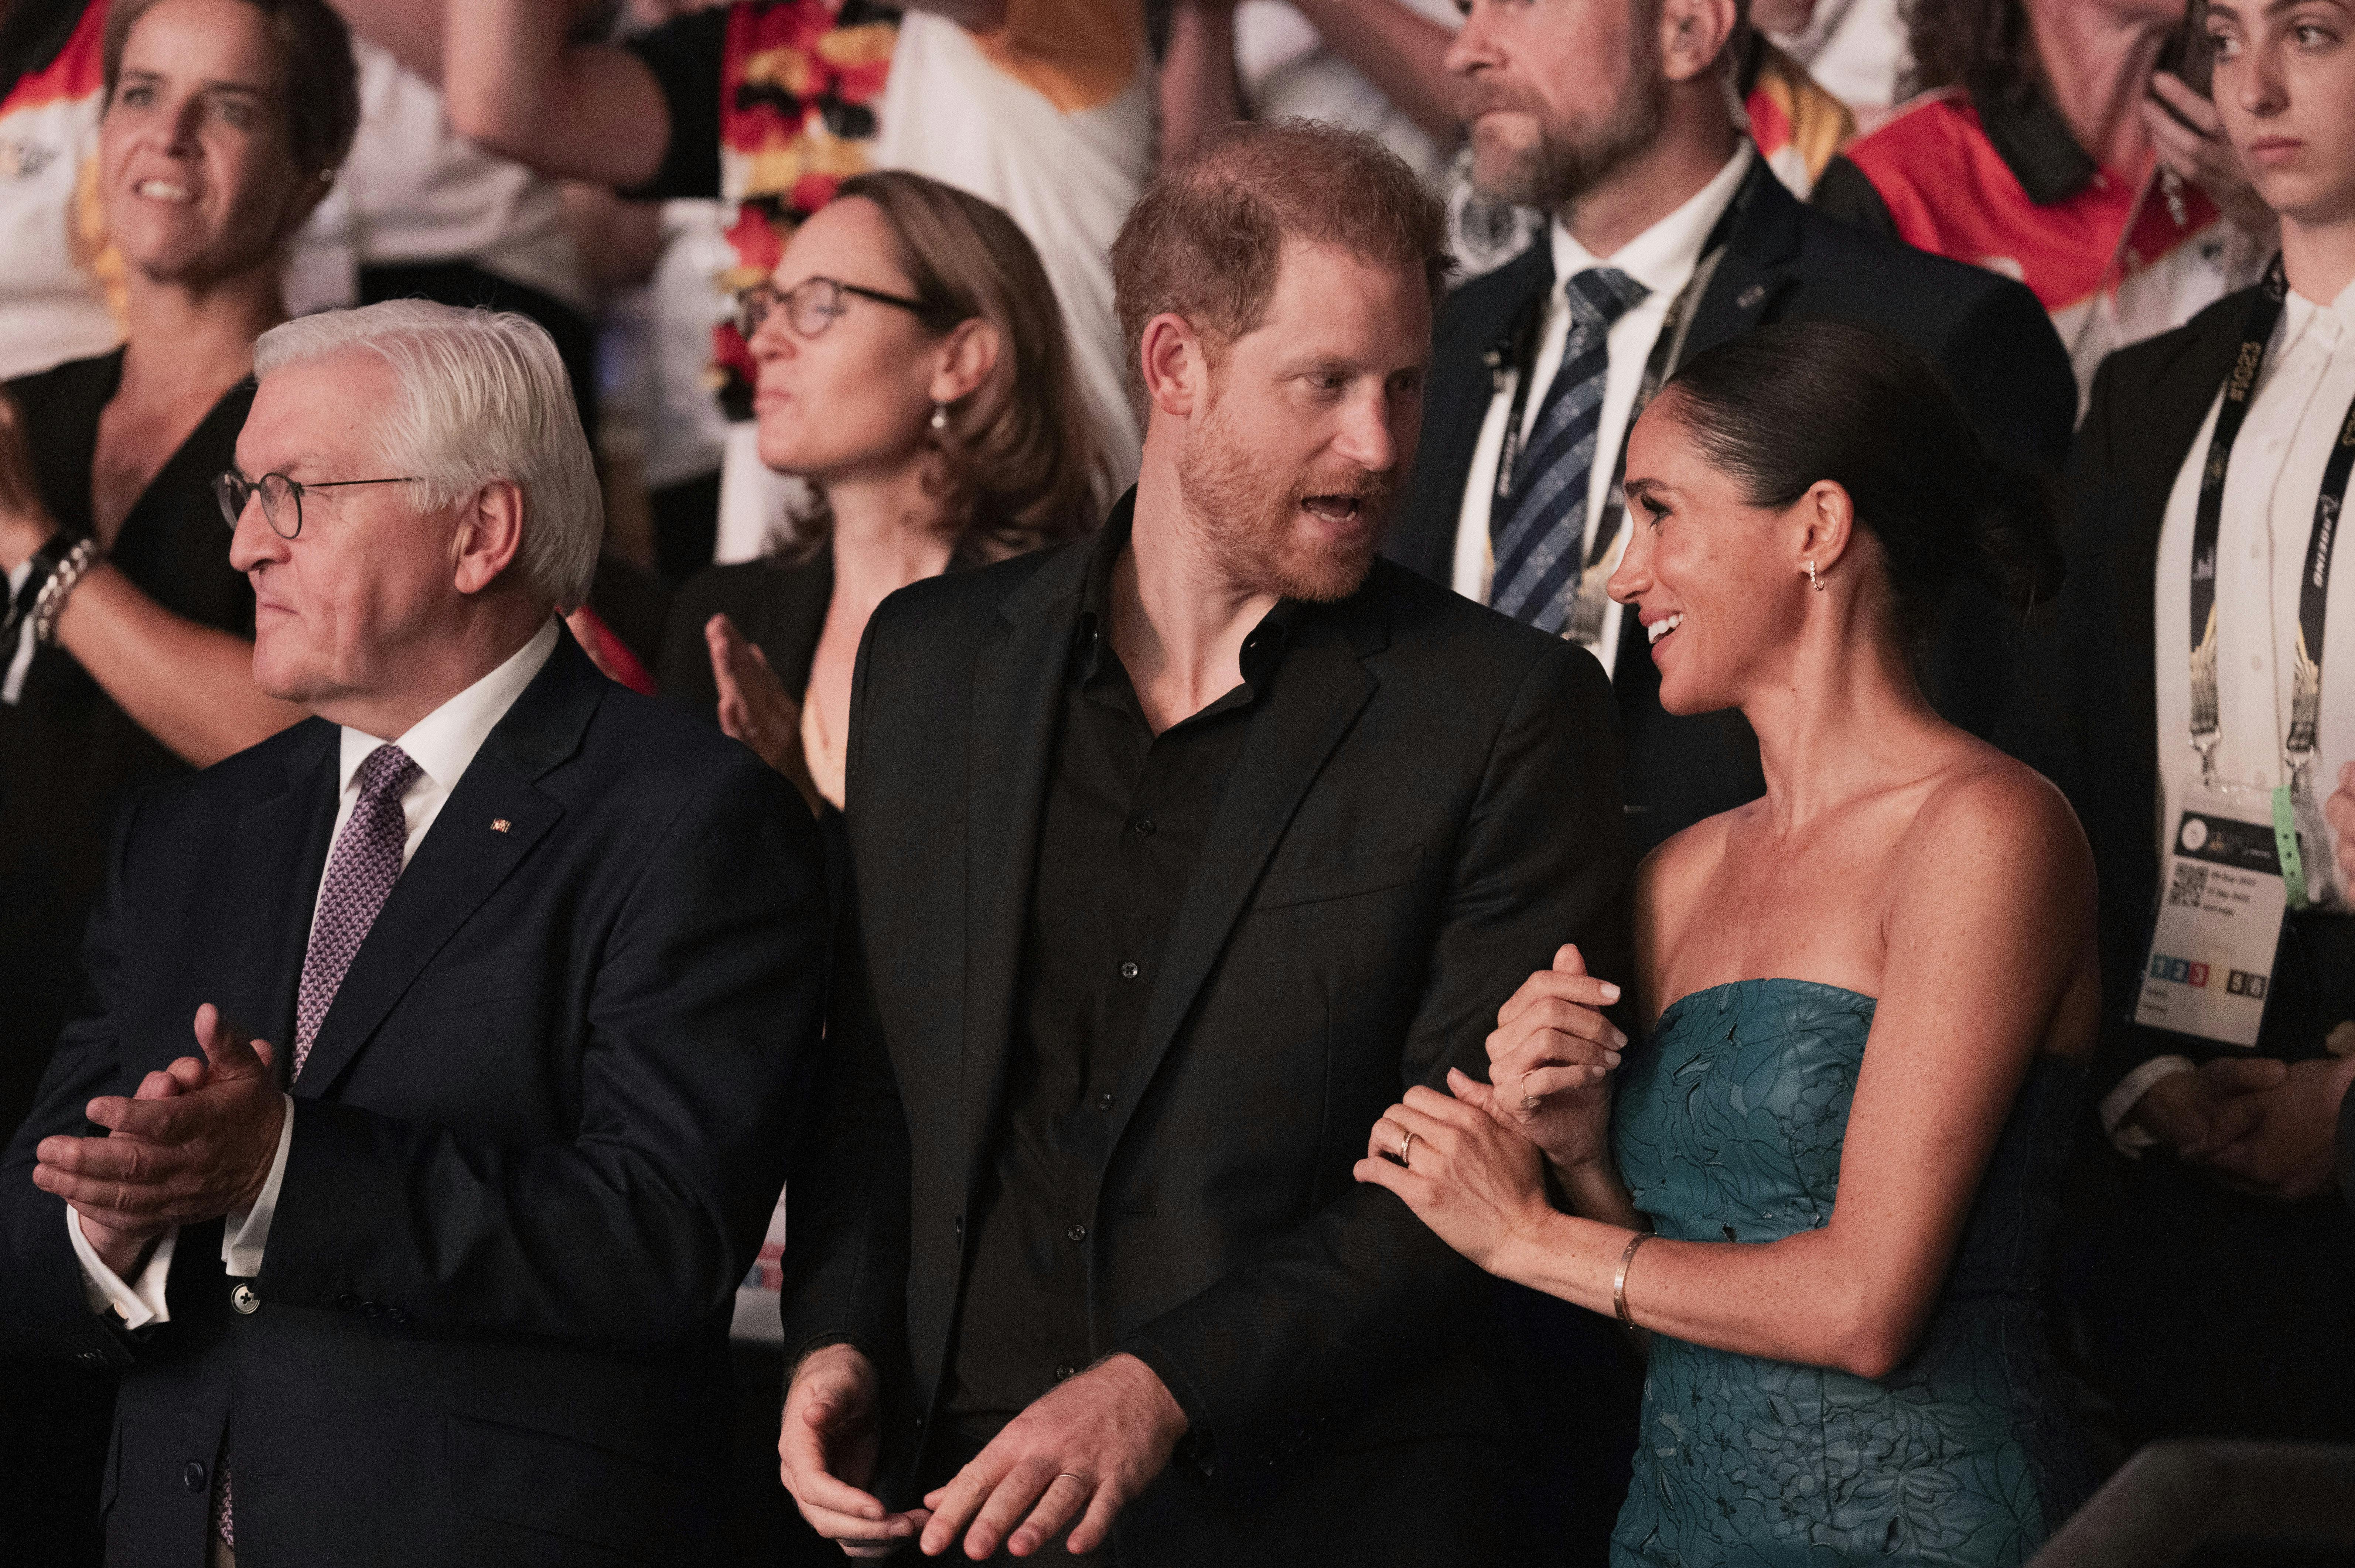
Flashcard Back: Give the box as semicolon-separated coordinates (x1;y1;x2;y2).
1390;158;2078;849
0;630;828;1567
2035;285;2355;1097
779;507;1634;1564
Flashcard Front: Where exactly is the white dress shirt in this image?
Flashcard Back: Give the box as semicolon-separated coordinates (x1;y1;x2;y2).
71;619;562;1326
1450;143;1753;677
2099;275;2355;1142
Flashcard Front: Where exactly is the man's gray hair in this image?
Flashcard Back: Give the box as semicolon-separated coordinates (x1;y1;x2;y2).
252;301;601;608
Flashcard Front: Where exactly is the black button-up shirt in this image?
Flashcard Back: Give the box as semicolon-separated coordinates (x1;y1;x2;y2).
943;520;1299;1439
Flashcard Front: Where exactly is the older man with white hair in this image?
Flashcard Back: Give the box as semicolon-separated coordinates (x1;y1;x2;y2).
0;300;827;1567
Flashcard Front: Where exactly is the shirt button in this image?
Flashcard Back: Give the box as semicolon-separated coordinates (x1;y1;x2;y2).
1132;816;1156;837
183;1460;207;1493
1096;1093;1116;1112
1120;961;1140;980
2252;655;2265;671
1067;1224;1088;1243
1055;1361;1080;1381
953;1215;965;1234
230;1284;259;1315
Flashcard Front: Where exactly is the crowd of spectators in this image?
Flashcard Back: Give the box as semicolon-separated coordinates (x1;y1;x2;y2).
0;0;2350;1563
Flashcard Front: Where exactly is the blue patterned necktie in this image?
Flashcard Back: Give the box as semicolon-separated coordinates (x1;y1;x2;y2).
217;742;420;1550
1488;267;1650;633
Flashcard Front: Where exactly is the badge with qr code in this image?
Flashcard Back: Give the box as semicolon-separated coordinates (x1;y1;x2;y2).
2136;793;2290;1048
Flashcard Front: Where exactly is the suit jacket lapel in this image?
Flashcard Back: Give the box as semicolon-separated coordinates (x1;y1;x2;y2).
958;542;1095;1189
291;632;601;1099
1679;159;1803;367
1103;601;1383;1149
221;720;339;1063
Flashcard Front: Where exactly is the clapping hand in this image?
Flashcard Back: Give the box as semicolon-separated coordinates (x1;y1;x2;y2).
704;612;822;809
779;1343;917;1558
32;1004;284;1280
1478;944;1627;1175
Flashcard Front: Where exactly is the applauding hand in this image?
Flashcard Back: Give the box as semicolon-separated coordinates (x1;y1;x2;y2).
1479;943;1627;1175
33;1004;283;1280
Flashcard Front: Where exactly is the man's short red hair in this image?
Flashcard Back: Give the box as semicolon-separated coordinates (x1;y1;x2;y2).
1109;118;1454;399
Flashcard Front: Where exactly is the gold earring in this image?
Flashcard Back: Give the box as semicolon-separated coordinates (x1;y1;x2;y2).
1806;561;1823;592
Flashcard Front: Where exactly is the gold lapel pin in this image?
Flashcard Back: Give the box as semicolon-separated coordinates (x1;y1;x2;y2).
490;818;512;833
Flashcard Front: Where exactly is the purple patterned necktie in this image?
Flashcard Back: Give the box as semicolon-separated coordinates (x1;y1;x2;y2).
218;741;420;1548
294;742;421;1081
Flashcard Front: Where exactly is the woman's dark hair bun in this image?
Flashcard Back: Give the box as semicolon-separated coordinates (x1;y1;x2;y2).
1659;320;2064;646
1968;463;2066;613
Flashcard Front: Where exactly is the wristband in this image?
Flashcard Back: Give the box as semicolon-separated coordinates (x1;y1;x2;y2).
31;535;102;646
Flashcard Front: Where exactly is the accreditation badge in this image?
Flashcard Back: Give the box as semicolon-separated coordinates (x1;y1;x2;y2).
2136;789;2290;1049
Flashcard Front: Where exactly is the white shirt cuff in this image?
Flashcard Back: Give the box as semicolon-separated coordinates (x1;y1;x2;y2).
69;1211;177;1330
223;1095;296;1278
2099;1055;2198;1154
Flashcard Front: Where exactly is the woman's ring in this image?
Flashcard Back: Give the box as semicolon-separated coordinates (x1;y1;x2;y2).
1399;1131;1419;1169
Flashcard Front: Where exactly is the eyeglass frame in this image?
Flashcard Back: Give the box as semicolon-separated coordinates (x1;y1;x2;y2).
214;470;421;541
733;275;960;342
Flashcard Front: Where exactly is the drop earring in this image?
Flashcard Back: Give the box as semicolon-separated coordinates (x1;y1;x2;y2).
930;402;949;431
1806;561;1823;592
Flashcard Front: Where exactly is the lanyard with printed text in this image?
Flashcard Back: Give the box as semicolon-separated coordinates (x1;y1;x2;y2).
2187;254;2352;903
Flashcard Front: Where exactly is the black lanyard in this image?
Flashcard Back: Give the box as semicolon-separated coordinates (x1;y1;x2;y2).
2187;254;2352;790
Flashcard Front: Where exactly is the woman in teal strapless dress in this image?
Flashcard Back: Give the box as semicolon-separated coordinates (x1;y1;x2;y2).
1360;324;2102;1568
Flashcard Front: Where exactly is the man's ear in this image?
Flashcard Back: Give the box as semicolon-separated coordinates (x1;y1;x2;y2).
1138;313;1214;420
451;479;526;596
1659;0;1741;85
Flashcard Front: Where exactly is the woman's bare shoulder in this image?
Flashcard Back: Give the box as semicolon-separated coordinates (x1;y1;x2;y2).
1894;746;2093;905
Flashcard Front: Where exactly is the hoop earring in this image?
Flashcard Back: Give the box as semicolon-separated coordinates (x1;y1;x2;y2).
930;402;949;432
1806;561;1823;592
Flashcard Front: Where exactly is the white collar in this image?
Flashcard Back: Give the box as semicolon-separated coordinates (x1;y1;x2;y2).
2281;270;2355;345
1548;141;1754;303
335;618;561;796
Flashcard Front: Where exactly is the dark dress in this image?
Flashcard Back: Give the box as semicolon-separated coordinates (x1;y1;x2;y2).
1610;979;2093;1567
0;348;251;1567
0;349;254;1130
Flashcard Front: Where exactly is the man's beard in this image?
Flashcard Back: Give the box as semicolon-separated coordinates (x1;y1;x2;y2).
1175;388;1391;604
1467;68;1668;212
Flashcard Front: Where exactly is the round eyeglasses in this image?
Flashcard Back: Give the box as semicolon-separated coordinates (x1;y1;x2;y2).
734;275;952;342
215;470;419;540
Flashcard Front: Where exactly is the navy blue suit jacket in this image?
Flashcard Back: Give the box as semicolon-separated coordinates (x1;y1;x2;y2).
0;630;827;1567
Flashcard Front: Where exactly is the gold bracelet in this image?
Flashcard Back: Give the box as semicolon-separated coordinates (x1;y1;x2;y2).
1612;1229;1650;1328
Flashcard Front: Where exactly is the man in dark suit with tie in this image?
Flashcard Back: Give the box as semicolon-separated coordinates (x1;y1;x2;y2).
1390;0;2078;852
773;121;1634;1565
0;301;826;1566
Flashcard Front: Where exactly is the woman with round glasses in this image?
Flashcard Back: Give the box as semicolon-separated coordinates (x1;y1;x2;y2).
659;171;1107;816
0;0;358;1126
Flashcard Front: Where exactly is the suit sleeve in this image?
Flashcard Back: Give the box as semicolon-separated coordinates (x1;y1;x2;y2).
2054;352;2183;1103
0;793;163;1367
1117;642;1634;1483
253;755;829;1348
773;609;913;1371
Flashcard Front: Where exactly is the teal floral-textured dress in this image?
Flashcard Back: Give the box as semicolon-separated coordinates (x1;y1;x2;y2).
1608;979;2091;1567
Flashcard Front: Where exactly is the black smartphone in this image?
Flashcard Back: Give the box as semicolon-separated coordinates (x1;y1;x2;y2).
2154;0;2216;109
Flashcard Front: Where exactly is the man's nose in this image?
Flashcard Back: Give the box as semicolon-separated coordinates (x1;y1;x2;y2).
1333;394;1399;475
226;495;286;573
